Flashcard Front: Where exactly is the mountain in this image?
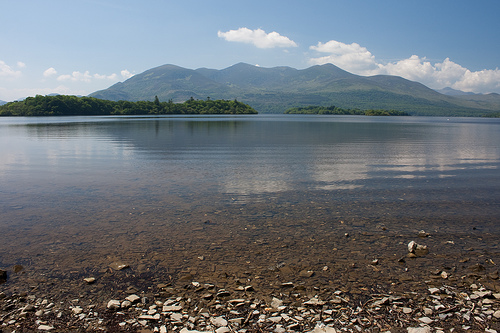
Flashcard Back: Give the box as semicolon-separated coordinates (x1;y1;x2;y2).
436;87;477;96
90;63;500;116
0;100;7;106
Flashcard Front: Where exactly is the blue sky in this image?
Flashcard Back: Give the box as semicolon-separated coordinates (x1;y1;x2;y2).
1;0;499;101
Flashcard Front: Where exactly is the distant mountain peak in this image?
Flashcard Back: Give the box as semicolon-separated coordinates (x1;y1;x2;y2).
89;63;500;116
436;87;477;96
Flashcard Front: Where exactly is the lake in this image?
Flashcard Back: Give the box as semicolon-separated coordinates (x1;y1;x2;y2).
1;114;499;298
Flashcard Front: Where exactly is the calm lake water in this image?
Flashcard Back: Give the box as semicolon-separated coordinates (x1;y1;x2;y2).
1;115;499;285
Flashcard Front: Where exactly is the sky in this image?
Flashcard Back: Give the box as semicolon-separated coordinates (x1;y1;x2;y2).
1;0;500;102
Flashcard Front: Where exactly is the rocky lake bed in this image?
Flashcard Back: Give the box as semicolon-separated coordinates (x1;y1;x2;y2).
1;224;499;333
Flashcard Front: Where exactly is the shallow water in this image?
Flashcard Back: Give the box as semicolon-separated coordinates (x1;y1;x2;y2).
0;115;499;295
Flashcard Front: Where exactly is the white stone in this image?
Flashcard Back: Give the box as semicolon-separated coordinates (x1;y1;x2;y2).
215;328;230;333
418;316;433;324
493;310;500;319
125;294;140;303
407;327;431;333
268;316;282;323
138;314;157;320
179;328;212;333
160;326;167;333
271;297;283;309
408;241;417;253
428;287;440;294
83;277;95;284
107;300;121;310
170;313;183;322
306;325;337;333
38;325;55;331
121;300;132;308
210;316;228;327
71;306;83;315
304;297;326;306
163;305;183;312
403;307;412;314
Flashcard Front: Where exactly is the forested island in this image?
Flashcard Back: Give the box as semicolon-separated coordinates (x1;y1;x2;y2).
0;95;257;116
285;105;410;116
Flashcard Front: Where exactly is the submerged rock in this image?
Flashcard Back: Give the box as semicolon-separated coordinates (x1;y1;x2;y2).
109;262;129;271
407;241;429;256
0;269;7;282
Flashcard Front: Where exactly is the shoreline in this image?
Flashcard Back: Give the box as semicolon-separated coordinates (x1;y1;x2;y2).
2;233;499;332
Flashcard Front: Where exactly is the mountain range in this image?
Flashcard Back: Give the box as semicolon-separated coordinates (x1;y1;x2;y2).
90;63;500;116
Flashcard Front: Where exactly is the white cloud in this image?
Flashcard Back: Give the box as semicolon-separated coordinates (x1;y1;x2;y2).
121;69;134;79
93;73;118;80
218;28;298;49
309;39;500;93
0;60;22;78
56;70;129;82
57;71;91;82
43;67;58;77
310;40;378;73
17;61;26;68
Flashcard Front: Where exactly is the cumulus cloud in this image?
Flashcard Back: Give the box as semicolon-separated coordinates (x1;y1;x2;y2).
55;70;131;82
57;71;92;82
17;61;26;68
0;60;22;78
43;67;58;77
121;69;134;79
218;28;297;49
310;40;378;73
309;39;500;93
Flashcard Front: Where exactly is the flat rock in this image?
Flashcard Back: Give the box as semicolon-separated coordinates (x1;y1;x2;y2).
38;325;55;331
163;305;182;312
299;270;314;278
418;316;433;324
179;329;212;333
306;326;337;333
109;262;129;271
271;297;283;309
121;300;132;308
428;287;440;294
493;310;500;319
408;328;431;333
125;294;141;303
215;328;230;333
83;277;96;284
304;297;326;306
210;316;228;327
107;299;121;310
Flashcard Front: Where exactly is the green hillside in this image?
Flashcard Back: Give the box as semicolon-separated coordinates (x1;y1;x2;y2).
90;63;500;116
0;95;257;116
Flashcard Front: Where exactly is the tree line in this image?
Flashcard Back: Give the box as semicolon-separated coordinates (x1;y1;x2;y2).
0;95;258;116
284;105;410;116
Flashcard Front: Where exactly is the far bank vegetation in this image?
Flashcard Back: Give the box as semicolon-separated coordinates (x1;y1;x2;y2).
285;105;410;116
0;95;258;116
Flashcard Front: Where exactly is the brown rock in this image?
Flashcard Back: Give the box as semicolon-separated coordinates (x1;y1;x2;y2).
0;269;7;282
468;263;485;272
299;270;314;278
13;265;24;273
